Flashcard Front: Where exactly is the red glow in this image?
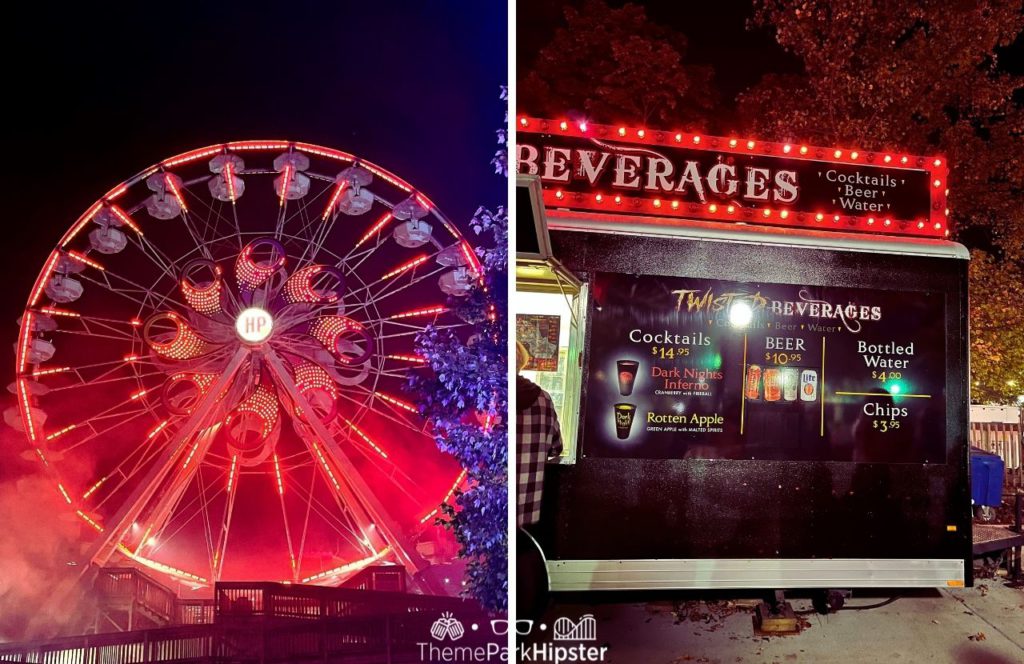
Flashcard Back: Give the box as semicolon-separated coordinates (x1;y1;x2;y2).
77;510;104;532
223;160;238;202
381;254;429;280
162;147;223;168
232;385;279;439
67;250;105;271
46;424;77;441
31;366;71;376
419;469;469;524
39;306;80;317
109;205;143;235
387;305;448;320
279;163;293;206
384;354;427;364
227;455;239;493
339;416;388;459
355;212;394;249
57;483;72;505
415;193;433;210
82;475;107;499
322;180;349;220
311;440;342;493
374;391;418;414
60;202;104;249
164;174;188;213
147;420;170;439
273;453;285;495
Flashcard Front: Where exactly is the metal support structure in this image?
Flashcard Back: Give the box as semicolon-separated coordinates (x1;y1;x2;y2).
262;349;429;583
81;348;249;570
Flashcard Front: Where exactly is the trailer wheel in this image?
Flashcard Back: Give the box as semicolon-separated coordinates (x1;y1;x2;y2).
813;589;848;614
974;505;996;522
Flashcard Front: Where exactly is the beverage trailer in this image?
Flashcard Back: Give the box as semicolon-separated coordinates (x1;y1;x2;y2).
514;116;973;606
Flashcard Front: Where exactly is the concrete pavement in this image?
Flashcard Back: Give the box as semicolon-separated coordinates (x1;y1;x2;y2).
527;582;1023;663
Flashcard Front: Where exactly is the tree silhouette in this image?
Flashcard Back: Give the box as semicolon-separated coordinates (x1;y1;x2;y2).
739;0;1023;403
520;0;718;128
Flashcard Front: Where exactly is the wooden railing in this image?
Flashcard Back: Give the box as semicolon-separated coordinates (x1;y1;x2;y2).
0;588;496;663
95;567;179;625
215;581;479;621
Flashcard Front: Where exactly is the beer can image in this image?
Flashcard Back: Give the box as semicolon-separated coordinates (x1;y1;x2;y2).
613;403;637;439
616;359;640;396
764;368;782;402
800;369;818;402
744;364;762;400
782;367;800;401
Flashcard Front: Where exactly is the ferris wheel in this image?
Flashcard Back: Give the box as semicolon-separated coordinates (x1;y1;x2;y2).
9;140;480;588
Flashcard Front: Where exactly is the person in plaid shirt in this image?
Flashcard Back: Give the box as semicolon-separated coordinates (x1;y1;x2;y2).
516;340;563;528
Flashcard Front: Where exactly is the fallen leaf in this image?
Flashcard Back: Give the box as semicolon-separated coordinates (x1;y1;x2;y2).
967;632;987;641
931;619;940;624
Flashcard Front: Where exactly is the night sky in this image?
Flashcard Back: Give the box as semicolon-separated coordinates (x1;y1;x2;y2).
1;1;507;372
518;0;1023;101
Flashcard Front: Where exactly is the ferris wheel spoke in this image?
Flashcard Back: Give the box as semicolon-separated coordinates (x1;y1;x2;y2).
135;425;224;562
271;454;300;582
277;180;332;242
343;266;447;321
89;422;171;511
288;474;370;554
326;385;428;437
263;348;428;572
194;469;218;582
377;323;466;341
342;248;442;304
46;370;165;397
174;193;217;261
333;418;428;505
42;312;144;342
52;398;155;454
124;234;180;284
74;272;183;317
79;348;248;569
143;470;215;558
211;460;240;581
294;464;317;580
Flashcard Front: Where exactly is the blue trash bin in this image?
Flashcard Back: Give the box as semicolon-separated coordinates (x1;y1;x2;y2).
970;446;1005;508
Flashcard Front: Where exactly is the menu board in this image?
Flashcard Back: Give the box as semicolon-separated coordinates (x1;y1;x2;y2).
584;272;947;463
517;314;562;372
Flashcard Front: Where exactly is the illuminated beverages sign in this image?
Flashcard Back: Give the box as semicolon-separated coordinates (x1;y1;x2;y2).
516;116;949;239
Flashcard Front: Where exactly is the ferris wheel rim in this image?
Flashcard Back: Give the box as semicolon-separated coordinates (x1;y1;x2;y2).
13;139;477;588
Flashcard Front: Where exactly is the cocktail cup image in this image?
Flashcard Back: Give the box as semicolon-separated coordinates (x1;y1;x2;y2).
616;360;640;396
613;403;637;439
